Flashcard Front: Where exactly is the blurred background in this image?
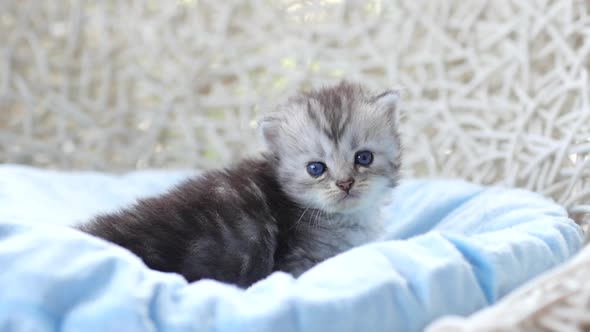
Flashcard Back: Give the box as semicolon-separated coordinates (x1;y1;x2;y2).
0;0;588;221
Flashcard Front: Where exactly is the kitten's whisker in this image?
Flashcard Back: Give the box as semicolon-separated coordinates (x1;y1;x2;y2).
320;211;327;231
309;209;317;232
309;210;320;231
311;209;324;232
290;207;309;231
313;209;319;231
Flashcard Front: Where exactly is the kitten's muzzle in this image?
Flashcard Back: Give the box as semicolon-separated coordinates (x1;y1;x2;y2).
336;178;355;193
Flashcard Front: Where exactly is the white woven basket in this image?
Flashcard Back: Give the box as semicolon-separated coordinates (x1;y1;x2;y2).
0;1;589;330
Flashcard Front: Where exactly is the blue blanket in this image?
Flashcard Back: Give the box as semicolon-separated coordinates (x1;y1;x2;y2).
0;165;583;332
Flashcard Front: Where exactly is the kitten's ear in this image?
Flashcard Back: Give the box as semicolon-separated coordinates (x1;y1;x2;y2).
258;113;282;150
372;89;400;121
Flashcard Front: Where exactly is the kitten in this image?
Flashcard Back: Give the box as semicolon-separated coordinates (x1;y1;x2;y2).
78;81;402;288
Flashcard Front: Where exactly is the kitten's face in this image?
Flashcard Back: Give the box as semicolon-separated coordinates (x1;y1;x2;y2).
261;82;401;214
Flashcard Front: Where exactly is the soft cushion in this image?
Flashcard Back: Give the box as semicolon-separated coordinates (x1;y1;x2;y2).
0;165;583;332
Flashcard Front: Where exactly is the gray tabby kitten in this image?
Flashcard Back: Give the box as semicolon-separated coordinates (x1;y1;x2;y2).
79;81;402;287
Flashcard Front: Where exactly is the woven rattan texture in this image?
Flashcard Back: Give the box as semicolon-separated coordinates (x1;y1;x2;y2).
1;1;589;222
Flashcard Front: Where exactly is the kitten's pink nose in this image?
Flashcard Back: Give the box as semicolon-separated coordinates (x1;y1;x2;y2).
336;178;355;193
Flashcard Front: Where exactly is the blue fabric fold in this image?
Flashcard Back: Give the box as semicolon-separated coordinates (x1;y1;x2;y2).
0;166;583;332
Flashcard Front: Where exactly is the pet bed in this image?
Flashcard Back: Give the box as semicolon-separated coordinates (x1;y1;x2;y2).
0;165;583;332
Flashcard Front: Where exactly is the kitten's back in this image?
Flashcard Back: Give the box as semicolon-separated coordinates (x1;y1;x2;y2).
78;156;290;287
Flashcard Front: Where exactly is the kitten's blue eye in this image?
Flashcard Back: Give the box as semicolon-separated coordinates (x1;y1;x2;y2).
355;151;373;166
307;162;326;177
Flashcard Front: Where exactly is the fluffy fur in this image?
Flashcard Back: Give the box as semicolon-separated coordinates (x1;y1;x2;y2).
78;81;402;287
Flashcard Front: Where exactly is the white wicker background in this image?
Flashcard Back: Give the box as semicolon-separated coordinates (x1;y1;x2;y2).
0;0;589;223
